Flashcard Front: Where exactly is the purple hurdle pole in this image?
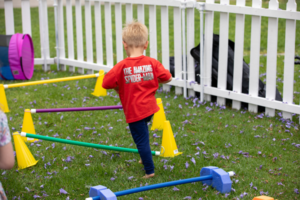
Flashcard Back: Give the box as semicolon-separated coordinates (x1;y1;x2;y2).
31;105;123;113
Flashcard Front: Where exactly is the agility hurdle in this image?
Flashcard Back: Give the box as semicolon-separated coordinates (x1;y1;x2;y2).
21;105;122;142
20;132;161;156
86;166;234;200
0;70;107;113
30;105;123;113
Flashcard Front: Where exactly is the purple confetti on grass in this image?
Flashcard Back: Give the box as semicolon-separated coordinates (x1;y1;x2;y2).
65;156;72;162
185;162;189;169
170;166;174;171
42;193;49;197
59;188;68;194
213;153;219;159
191;157;196;164
33;195;40;199
173;187;180;191
128;176;134;180
183;197;192;199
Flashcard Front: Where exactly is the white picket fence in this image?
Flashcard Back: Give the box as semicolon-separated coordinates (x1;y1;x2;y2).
2;0;300;121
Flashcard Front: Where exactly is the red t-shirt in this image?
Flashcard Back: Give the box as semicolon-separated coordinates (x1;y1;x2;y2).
102;55;172;123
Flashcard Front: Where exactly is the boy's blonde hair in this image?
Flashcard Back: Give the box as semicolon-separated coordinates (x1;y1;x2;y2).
122;21;148;48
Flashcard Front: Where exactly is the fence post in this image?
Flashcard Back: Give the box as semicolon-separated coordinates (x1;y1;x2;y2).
126;3;133;23
248;0;262;113
138;4;146;56
217;0;230;106
181;2;187;98
282;0;297;120
57;0;66;71
21;0;32;35
53;0;60;71
66;0;75;72
39;0;50;72
174;6;183;95
186;1;195;97
95;1;104;65
75;0;84;74
265;0;279;117
232;0;246;111
115;2;123;63
149;5;157;60
105;2;113;68
203;0;215;102
161;5;170;92
4;0;15;35
85;0;94;74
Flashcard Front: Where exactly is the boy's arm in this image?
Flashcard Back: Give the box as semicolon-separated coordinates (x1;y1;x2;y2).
102;69;118;90
156;61;172;84
158;76;172;84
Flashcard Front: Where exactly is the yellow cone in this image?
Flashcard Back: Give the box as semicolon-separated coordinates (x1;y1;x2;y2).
21;109;38;142
151;98;166;130
0;84;9;113
160;121;182;157
91;70;107;97
12;132;38;170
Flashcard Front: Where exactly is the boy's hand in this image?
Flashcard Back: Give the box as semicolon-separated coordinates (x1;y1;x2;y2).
158;77;172;84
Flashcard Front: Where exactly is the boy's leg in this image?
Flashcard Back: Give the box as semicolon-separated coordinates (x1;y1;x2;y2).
129;116;154;175
138;114;153;165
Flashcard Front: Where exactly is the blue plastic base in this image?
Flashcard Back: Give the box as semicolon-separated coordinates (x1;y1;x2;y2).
89;185;107;197
99;189;117;200
211;168;232;193
200;166;219;186
89;185;117;200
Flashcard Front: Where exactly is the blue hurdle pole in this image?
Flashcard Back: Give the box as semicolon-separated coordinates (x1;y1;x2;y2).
90;175;213;200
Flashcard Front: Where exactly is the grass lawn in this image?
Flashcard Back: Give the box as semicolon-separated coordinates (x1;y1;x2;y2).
0;0;300;199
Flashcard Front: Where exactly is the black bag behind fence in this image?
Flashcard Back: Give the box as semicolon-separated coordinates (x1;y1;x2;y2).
170;34;283;112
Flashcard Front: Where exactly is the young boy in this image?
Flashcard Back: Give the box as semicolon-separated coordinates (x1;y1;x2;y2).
102;21;172;178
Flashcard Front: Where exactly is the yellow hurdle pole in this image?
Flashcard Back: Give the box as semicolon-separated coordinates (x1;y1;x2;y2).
4;73;99;89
